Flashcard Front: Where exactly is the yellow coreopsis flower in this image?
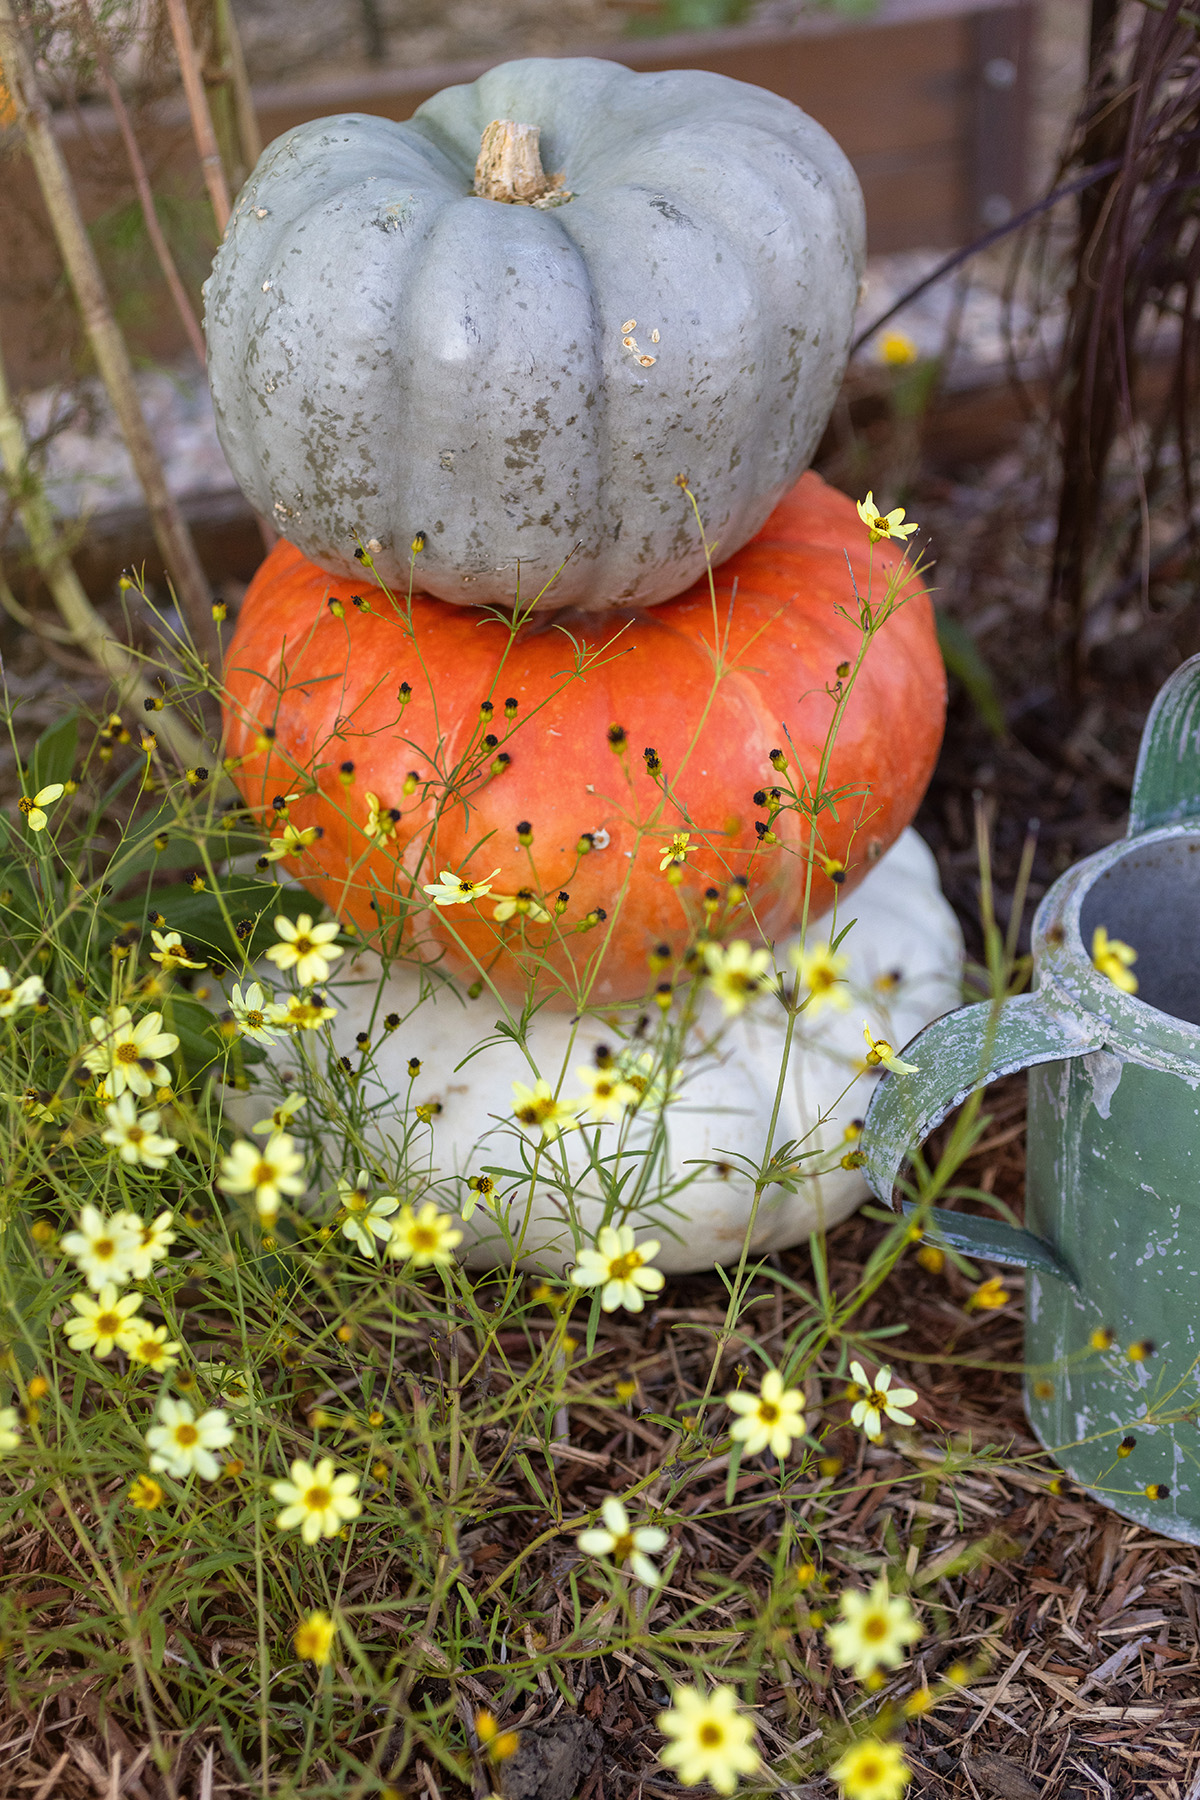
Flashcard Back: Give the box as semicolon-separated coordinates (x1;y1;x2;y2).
848;1360;919;1441
576;1062;641;1121
862;1023;918;1074
1091;925;1137;994
856;492;918;545
265;821;321;862
703;941;777;1017
265;914;344;987
659;831;691;871
512;1077;580;1142
830;1739;911;1800
82;1007;180;1100
295;1609;337;1665
570;1224;664;1314
218;1133;306;1222
792;941;851;1014
656;1684;761;1794
725;1367;807;1459
271;1456;361;1543
0;1405;21;1457
826;1577;922;1682
422;866;500;906
386;1201;463;1268
18;782;64;832
148;929;205;973
63;1284;143;1358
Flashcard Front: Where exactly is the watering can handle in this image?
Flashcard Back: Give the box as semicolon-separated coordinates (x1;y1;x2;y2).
861;993;1104;1289
1129;652;1200;835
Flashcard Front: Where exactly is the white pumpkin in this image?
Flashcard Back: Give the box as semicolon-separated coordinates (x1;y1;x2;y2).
228;829;961;1274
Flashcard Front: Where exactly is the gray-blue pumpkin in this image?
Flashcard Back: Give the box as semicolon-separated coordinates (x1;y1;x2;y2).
203;56;865;612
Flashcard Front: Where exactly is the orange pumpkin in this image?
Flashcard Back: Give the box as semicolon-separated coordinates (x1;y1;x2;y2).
222;472;944;1004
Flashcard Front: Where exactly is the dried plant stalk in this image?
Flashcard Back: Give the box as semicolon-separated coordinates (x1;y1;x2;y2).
0;0;221;668
214;0;262;180
0;318;210;770
163;0;231;235
76;0;207;367
1047;0;1200;686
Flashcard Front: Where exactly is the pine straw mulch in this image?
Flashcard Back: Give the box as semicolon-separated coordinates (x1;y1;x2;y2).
4;1103;1200;1800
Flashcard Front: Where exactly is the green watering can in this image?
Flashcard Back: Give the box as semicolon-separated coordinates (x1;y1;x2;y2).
863;654;1200;1543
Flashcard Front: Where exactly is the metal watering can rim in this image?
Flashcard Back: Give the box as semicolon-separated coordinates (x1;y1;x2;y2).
1029;820;1200;1077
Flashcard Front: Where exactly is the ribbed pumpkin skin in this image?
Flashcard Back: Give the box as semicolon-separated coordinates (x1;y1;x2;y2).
222;473;944;1004
202;56;865;613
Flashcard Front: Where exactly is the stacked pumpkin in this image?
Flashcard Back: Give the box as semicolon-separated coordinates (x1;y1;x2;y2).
205;57;959;1268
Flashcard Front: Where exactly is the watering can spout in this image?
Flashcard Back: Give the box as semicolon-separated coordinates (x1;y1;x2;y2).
1128;651;1200;836
860;994;1093;1290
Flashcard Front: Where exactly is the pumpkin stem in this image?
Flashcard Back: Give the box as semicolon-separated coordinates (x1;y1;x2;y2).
473;119;572;208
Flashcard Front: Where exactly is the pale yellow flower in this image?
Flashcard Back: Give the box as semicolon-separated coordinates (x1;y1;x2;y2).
577;1496;668;1586
295;1610;337;1665
856;492;918;544
335;1173;399;1257
63;1284;143;1358
656;1684;760;1794
576;1062;641;1121
792;942;851;1014
82;1007;179;1099
1092;925;1137;994
265;820;321;862
862;1024;918;1074
265;913;344;986
830;1739;911;1800
848;1361;918;1441
60;1204;140;1290
125;1209;177;1280
386;1202;463;1268
422;867;500;906
659;831;691;871
492;890;551;923
0;967;44;1017
145;1396;232;1480
826;1576;921;1682
703;941;777;1017
218;1133;306;1222
364;792;396;844
230;980;284;1045
127;1323;182;1371
268;993;338;1031
101;1095;179;1170
271;1456;361;1543
149;930;205;973
512;1077;580;1142
252;1091;306;1136
571;1224;664;1313
726;1368;807;1459
19;782;64;832
0;1405;20;1456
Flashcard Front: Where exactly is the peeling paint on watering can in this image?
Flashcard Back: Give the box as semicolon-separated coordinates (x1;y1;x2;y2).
862;653;1200;1543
